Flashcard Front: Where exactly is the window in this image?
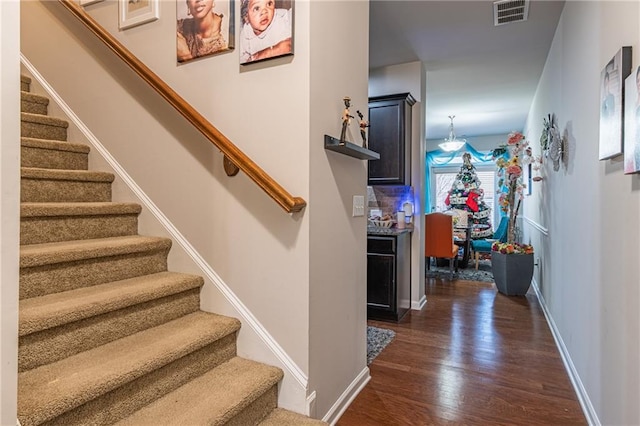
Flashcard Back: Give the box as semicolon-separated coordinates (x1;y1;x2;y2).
431;155;498;231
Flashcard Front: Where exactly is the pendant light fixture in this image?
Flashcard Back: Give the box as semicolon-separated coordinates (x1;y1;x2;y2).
439;115;467;152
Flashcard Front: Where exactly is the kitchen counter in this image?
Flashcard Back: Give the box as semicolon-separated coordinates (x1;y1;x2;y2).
367;225;413;236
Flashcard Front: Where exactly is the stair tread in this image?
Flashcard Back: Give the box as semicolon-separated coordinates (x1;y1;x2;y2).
20;235;171;268
260;408;328;425
18;311;241;425
21;137;90;153
21;91;49;105
19;271;203;335
21;201;141;218
21;167;114;182
21;75;31;85
115;357;283;426
21;112;68;128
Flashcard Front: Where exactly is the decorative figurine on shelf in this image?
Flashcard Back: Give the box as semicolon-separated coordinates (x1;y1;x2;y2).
340;96;354;144
357;110;369;148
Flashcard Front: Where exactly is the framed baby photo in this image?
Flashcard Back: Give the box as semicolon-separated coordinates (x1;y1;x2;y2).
623;67;640;174
119;0;159;30
239;0;294;65
598;46;631;160
177;0;235;63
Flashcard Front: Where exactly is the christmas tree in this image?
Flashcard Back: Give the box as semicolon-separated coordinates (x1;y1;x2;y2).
444;153;493;239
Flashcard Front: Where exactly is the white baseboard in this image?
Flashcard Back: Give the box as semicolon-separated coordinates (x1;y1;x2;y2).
21;56;310;410
531;279;600;426
412;294;427;310
322;367;370;425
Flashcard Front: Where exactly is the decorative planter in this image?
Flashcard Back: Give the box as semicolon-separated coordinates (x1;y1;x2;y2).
491;252;534;296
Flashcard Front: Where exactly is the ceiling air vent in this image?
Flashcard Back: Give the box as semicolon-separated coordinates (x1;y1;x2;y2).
493;0;529;26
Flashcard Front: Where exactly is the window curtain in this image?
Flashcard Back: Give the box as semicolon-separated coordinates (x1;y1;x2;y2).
425;144;494;214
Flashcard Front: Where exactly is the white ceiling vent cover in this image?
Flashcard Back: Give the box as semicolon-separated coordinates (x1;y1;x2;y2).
493;0;529;26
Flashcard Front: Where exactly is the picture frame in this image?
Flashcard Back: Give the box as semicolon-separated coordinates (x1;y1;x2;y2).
598;46;632;160
525;163;533;195
119;0;159;31
239;0;294;65
176;0;234;63
623;67;640;174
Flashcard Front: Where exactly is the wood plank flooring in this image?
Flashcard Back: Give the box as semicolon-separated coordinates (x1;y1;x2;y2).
338;277;587;425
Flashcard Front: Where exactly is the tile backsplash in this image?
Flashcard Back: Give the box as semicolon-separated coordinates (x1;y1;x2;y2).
367;185;415;218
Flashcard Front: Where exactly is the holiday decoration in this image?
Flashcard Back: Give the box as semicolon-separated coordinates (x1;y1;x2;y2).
444;152;493;238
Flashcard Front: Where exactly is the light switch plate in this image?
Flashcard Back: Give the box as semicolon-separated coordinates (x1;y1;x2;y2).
352;195;365;217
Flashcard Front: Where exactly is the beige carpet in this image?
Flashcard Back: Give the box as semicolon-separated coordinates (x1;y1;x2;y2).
18;74;326;426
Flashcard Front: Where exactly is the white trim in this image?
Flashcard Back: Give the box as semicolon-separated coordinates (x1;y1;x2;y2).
531;279;600;426
305;390;317;418
323;367;370;425
523;216;549;236
21;55;309;392
411;294;427;310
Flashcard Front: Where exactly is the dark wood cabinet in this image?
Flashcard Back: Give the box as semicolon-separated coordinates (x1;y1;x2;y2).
367;93;416;185
367;233;411;322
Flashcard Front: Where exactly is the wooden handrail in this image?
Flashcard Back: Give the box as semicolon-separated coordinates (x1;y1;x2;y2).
58;0;306;213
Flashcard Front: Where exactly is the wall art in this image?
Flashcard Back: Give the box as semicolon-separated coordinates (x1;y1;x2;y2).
623;66;640;173
598;46;632;160
119;0;159;30
239;0;293;65
177;0;235;63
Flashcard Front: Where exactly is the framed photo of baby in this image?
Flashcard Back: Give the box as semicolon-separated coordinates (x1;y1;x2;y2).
239;0;294;65
623;66;640;174
176;0;235;63
598;46;631;160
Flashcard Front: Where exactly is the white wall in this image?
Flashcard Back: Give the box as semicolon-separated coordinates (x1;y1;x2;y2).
523;2;640;424
369;61;427;310
21;0;368;419
308;2;369;420
0;1;20;423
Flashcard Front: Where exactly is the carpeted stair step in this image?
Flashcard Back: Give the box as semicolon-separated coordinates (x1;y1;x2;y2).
116;357;283;426
18;311;241;426
21;202;142;245
259;408;328;425
21;167;114;203
20;235;172;299
21;75;32;92
19;271;204;372
21;112;68;141
21;137;89;170
21;91;49;115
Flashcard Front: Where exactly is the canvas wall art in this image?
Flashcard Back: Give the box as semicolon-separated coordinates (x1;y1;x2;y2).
177;0;234;63
239;0;293;65
623;67;640;173
598;46;632;160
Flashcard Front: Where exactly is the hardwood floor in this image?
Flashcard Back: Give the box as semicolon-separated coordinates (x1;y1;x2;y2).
338;277;587;425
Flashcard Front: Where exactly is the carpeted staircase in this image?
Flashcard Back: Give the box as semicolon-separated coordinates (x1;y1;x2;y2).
18;74;326;426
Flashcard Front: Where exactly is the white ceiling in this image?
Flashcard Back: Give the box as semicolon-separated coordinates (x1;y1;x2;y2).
369;0;565;141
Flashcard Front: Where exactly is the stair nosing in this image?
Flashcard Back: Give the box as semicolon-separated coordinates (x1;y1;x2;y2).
19;271;204;336
20;235;172;268
21;91;49;105
115;357;283;426
21;202;142;218
21;137;90;154
21;112;68;128
18;312;241;426
21;167;114;182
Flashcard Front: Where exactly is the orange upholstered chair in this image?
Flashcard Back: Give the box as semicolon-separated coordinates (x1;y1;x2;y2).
425;212;460;279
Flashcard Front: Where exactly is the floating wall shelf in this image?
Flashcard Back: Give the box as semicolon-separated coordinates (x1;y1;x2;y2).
324;135;380;161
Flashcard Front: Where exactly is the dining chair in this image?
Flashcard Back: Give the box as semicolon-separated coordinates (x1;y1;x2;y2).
425;212;460;280
470;216;509;269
